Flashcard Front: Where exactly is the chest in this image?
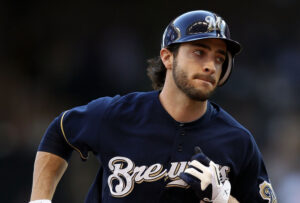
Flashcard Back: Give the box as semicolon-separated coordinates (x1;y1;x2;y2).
96;120;243;202
99;120;224;164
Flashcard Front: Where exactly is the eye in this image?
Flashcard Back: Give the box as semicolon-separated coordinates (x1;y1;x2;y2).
193;50;204;56
216;56;226;64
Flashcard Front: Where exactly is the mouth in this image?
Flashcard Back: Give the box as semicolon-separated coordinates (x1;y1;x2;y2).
193;74;216;85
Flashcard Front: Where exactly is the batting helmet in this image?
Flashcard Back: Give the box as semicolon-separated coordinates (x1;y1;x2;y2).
161;10;242;86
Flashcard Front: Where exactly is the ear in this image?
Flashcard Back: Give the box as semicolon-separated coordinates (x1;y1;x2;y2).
160;48;173;70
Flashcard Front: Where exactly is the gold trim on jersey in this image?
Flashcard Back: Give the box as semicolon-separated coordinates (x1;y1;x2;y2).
60;110;88;160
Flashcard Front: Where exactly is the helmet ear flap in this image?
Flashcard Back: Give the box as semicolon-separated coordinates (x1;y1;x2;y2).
218;52;233;86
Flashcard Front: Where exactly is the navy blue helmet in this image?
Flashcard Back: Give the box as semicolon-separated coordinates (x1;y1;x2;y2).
161;10;242;86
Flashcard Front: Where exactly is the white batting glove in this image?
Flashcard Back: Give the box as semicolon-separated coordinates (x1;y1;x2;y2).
29;200;52;203
180;147;231;203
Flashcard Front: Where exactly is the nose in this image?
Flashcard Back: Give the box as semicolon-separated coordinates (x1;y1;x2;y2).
203;60;216;74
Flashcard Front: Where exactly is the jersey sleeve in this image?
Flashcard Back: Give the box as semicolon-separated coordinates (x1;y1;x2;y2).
231;134;277;203
38;115;74;161
38;96;118;161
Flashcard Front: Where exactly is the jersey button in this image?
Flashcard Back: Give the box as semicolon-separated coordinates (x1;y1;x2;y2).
180;131;185;136
179;123;184;127
178;144;183;152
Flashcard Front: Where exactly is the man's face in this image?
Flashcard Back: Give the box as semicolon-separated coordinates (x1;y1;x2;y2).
172;38;227;101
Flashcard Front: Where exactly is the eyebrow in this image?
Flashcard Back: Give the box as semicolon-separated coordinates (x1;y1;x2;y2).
192;42;227;56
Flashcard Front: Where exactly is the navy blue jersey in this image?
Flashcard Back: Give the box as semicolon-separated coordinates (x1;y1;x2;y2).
39;91;276;203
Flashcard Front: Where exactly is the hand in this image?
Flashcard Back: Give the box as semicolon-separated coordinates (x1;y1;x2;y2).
179;147;231;203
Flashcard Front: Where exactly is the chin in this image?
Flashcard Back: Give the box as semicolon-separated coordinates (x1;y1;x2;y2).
185;89;214;101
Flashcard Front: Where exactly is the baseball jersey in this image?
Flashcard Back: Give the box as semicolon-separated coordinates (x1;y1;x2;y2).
39;90;276;203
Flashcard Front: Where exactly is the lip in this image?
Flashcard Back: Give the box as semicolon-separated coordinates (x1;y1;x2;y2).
193;75;216;85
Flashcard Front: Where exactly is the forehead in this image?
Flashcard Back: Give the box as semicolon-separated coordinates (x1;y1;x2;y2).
183;38;227;50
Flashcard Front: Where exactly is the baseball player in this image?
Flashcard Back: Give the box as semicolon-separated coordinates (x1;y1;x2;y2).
29;10;276;203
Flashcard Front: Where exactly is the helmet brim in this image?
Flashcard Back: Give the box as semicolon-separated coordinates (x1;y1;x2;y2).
170;35;242;56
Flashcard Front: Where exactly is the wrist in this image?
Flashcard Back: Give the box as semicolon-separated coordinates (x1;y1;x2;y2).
29;200;51;203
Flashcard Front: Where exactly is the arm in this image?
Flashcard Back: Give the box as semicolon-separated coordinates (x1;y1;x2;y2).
30;151;68;201
228;196;239;203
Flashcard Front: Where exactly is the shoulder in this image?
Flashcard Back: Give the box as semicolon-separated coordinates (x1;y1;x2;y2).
61;91;157;122
69;91;153;112
210;102;262;168
211;102;251;135
103;91;158;112
109;91;158;105
210;101;257;148
67;91;158;119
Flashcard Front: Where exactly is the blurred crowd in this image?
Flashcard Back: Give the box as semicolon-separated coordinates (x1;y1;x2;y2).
0;1;299;202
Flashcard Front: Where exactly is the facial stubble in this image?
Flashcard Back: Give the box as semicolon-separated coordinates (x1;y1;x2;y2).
172;58;217;101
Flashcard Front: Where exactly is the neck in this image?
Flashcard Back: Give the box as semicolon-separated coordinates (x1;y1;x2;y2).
159;85;208;123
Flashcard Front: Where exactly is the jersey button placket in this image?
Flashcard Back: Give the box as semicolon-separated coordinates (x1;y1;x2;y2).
178;123;185;152
177;144;183;152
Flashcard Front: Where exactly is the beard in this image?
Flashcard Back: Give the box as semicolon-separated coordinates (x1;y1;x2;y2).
172;59;217;101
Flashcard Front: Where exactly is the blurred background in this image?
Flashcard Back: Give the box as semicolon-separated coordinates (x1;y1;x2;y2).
1;0;299;202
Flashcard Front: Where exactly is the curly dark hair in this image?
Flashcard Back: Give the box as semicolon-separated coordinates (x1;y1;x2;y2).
147;44;180;90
